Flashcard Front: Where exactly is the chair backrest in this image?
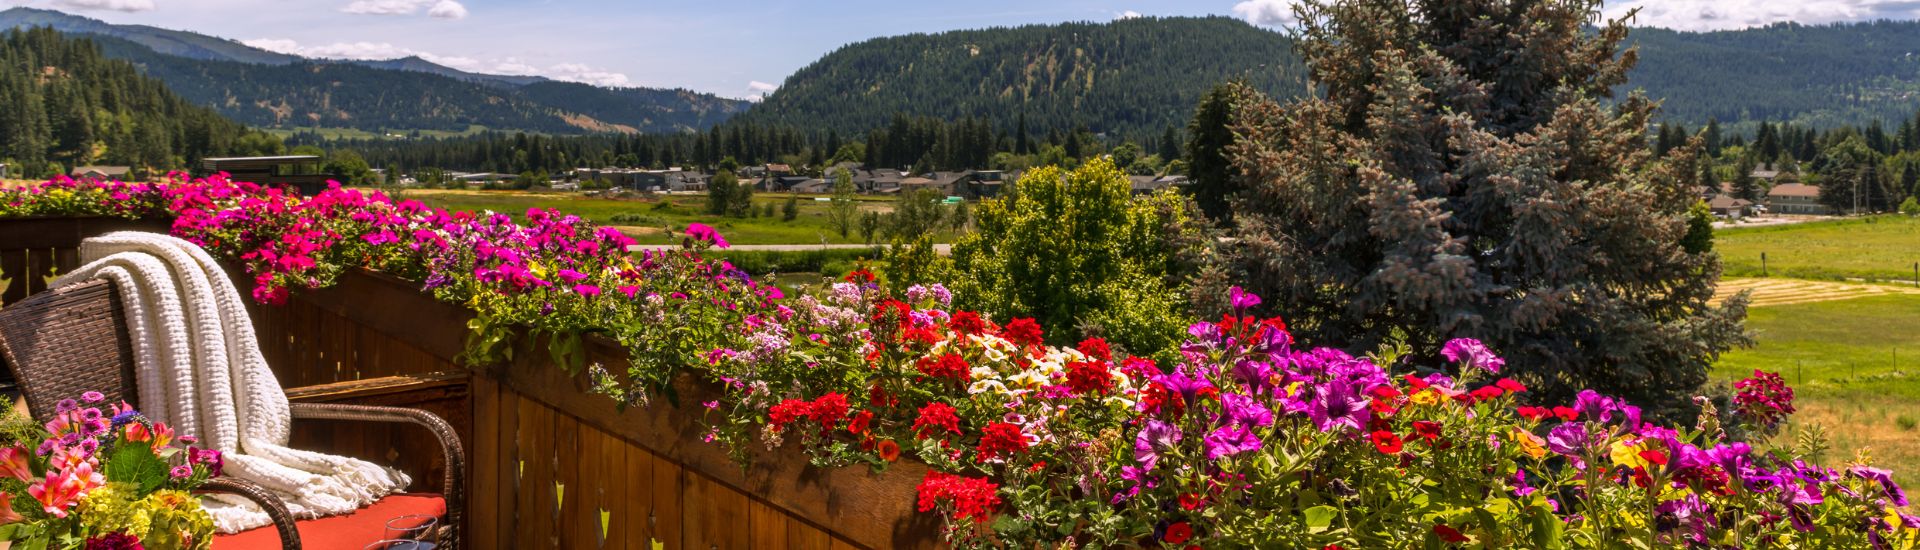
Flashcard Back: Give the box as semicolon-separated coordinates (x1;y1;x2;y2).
0;279;141;421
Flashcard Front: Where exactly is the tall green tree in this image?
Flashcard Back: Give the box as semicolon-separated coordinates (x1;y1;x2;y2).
1729;156;1761;201
1185;81;1257;224
1222;0;1749;415
707;169;739;215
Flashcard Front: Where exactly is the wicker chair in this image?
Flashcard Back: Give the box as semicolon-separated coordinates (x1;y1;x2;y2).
0;279;465;550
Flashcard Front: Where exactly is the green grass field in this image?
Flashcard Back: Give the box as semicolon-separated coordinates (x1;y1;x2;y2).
1717;216;1920;282
402;188;951;246
1712;294;1920;488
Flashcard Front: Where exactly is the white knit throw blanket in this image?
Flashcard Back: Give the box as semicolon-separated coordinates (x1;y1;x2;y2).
52;231;409;533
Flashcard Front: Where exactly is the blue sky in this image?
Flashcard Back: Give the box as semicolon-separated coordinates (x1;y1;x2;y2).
11;0;1920;99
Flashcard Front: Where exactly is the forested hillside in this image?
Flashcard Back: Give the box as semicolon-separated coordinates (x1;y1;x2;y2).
0;28;281;178
735;16;1305;138
1627;21;1920;129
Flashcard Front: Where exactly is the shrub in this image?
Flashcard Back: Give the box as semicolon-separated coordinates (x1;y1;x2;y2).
949;158;1207;358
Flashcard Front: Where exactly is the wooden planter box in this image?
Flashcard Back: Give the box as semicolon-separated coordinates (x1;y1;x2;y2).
286;268;942;549
0;216;942;549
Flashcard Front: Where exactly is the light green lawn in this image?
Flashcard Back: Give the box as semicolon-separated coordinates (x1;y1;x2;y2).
402;188;951;246
1716;216;1920;282
1712;294;1920;488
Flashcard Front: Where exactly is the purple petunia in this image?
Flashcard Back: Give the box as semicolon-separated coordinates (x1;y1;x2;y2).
1134;420;1182;470
1203;424;1263;460
1306;378;1370;433
1850;466;1909;507
1440;338;1504;373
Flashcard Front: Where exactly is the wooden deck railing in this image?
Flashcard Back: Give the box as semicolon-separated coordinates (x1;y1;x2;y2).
0;217;942;549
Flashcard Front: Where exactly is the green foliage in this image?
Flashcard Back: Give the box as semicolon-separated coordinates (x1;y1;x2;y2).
781;194;800;221
1683;201;1715;254
708;247;878;277
887;188;948;240
1223;0;1749;415
1902;196;1920;216
950;158;1201;357
827;169;859;237
880;234;952;290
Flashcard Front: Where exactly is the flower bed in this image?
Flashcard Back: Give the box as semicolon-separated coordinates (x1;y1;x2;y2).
3;176;1915;548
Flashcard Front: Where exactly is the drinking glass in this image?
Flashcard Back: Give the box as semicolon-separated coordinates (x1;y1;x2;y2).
363;541;426;550
384;514;440;543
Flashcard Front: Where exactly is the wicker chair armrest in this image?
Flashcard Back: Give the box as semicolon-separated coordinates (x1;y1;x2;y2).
288;402;464;549
198;476;302;550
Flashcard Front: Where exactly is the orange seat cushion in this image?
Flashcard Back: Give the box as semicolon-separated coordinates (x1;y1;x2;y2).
214;493;446;550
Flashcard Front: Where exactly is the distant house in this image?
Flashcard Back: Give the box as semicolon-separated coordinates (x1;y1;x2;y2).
854;169;904;194
789;178;831;194
898;176;942;194
0;163;10;179
1707;194;1754;219
1765;183;1830;215
202;155;333;195
765;163;794;177
70;165;131;180
952;170;1009;198
1750;169;1782;182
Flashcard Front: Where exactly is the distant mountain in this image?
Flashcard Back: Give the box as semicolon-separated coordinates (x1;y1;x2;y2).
0;6;297;64
346;56;548;88
0;7;748;135
1623;21;1920;129
735;16;1307;138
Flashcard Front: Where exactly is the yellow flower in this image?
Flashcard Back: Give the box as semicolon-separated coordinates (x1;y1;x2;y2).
1409;389;1443;406
1609;435;1649;469
1511;428;1549;459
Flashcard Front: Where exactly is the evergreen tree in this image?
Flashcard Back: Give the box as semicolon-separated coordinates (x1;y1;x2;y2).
1185;81;1256;224
707;169;738;215
781;194;800;221
827;169;859;237
1223;0;1748;415
1729;157;1761;201
1703;118;1722;157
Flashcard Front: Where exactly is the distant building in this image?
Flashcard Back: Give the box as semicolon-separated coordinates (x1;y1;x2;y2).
1765;183;1829;215
70;166;131;180
1707;194;1754;219
202;155;334;195
898;176;944;194
1750;169;1782;182
789;178;831;194
0;163;9;179
953;170;1010;198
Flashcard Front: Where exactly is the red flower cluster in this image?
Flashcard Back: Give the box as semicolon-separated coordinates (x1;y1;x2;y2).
1003;318;1045;348
844;268;877;284
916;353;972;384
768;393;851;432
1369;430;1403;454
916;471;1002;524
975;421;1029;461
948;311;989;336
1064;360;1114;396
1076;337;1112;362
913;402;961;440
1733;369;1796;430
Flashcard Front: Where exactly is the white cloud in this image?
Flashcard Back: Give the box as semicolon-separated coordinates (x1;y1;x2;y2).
1231;0;1300;27
50;0;154;12
1116;10;1142;20
242;38;636;87
426;0;466;20
743;80;778;101
1604;0;1920;31
340;0;466;19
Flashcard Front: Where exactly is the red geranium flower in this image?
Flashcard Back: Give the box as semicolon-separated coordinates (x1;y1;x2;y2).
1076;337;1113;362
1065;361;1114;396
1003;318;1045;347
1432;524;1469;543
916;353;972;384
1369;430;1404;454
913;402;961;440
809;393;850;428
768;399;811;430
976;422;1029;461
948;311;988;335
1164;522;1194;544
844;268;876;283
915;471;1001;524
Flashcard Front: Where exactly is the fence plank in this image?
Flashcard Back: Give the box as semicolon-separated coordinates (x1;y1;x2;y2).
748;499;788;549
683;472;749;550
650;457;683;550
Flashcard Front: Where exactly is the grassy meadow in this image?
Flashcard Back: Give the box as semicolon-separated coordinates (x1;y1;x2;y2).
1712;293;1920;488
400;188;943;246
1717;216;1920;282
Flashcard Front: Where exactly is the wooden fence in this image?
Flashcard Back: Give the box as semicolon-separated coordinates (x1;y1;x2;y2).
0;218;942;549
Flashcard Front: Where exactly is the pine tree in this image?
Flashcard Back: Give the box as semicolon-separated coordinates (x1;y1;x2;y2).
1223;0;1748;415
1729;157;1760;201
1703;118;1722;157
1186;81;1255;224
